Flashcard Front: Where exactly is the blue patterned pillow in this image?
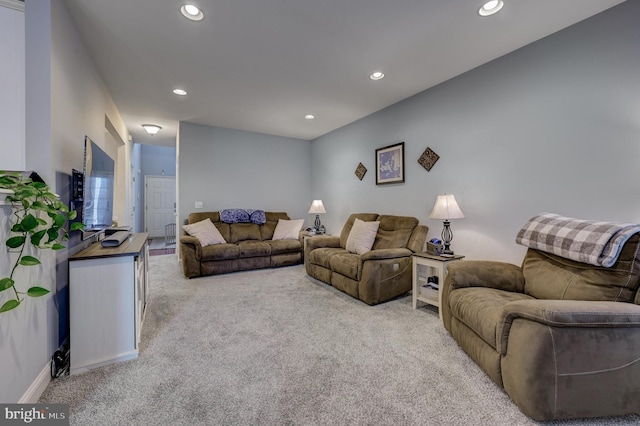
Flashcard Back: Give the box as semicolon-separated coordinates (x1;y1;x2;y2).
250;210;266;225
221;209;251;224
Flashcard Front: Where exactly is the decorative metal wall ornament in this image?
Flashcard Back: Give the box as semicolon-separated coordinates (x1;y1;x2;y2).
418;147;440;172
355;163;367;180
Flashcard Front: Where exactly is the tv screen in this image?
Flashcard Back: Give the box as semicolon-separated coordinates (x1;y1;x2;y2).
81;136;115;234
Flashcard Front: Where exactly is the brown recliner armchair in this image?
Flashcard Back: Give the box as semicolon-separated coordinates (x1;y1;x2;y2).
442;225;640;420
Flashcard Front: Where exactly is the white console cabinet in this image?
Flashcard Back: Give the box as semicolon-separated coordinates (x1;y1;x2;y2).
69;233;149;374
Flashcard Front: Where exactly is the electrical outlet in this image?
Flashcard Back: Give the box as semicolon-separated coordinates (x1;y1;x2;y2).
195;201;203;209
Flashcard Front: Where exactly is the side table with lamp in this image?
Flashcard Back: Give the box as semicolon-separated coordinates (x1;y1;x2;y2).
413;193;466;321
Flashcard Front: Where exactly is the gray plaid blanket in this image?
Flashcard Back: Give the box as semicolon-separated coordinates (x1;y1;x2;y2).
516;213;640;267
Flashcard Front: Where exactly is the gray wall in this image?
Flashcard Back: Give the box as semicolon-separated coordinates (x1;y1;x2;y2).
178;122;312;228
141;144;176;177
311;1;640;265
0;4;25;170
1;0;130;403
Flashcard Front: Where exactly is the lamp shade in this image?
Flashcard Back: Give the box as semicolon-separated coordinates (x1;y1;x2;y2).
307;200;326;214
428;194;465;220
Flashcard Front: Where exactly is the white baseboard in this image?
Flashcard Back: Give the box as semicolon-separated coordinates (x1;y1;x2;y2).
19;363;51;403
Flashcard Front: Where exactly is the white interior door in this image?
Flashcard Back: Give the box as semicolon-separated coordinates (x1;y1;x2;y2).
144;176;176;238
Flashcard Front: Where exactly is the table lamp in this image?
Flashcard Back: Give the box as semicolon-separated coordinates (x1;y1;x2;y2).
428;194;465;255
308;200;326;234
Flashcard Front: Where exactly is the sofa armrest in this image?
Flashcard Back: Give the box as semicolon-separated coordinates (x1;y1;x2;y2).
361;248;412;261
307;235;341;251
441;260;524;333
444;260;525;292
498;299;640;355
180;235;202;257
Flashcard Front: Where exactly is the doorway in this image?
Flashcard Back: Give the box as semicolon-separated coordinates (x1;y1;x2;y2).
144;176;176;238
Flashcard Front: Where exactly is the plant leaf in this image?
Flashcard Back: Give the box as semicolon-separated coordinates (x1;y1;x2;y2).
31;201;49;211
31;229;47;246
53;213;66;227
0;176;17;186
0;278;14;292
0;299;20;313
20;214;38;232
70;222;84;231
27;287;50;297
47;227;60;242
51;243;66;250
6;236;25;248
20;256;41;266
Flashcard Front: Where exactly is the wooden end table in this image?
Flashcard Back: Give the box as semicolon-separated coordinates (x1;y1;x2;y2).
412;252;464;322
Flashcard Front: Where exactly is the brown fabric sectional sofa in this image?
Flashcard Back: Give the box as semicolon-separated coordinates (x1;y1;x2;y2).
305;213;428;305
441;234;640;420
180;211;302;278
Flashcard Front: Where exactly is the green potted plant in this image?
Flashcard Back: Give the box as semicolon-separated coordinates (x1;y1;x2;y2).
0;171;84;313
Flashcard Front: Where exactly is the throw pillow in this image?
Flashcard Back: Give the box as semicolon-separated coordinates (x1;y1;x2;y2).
272;219;304;240
250;210;266;225
182;218;226;247
346;218;380;254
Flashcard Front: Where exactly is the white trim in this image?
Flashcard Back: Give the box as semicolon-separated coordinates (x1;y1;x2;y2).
70;350;138;375
18;362;51;403
0;188;13;206
0;0;24;12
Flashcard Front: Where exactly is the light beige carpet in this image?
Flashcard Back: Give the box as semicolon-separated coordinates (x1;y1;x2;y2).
39;255;640;425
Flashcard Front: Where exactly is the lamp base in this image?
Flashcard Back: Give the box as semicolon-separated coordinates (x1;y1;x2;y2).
441;220;455;255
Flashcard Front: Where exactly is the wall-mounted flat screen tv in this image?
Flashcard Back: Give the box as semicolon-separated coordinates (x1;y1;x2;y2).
81;136;115;238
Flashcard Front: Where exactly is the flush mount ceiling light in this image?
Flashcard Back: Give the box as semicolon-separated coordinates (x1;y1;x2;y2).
173;88;187;96
479;0;504;16
181;4;204;21
369;71;385;81
304;114;315;120
142;124;162;135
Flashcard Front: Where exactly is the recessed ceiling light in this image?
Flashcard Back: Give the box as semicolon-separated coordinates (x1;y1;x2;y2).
479;0;504;16
142;124;162;136
181;4;204;21
304;114;315;120
369;71;385;81
173;89;187;96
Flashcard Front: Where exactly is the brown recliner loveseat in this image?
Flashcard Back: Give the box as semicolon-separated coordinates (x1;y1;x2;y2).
305;213;428;305
441;213;640;421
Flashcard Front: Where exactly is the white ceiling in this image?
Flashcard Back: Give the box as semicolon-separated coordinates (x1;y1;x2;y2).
64;0;625;147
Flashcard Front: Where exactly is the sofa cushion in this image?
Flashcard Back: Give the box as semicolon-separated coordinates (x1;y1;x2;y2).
229;223;262;243
267;239;302;255
237;241;271;258
449;287;534;349
330;252;362;281
182;218;227;247
372;215;418;250
523;234;640;302
200;243;239;261
308;247;346;269
272;219;304;240
188;211;220;226
346;218;380;254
